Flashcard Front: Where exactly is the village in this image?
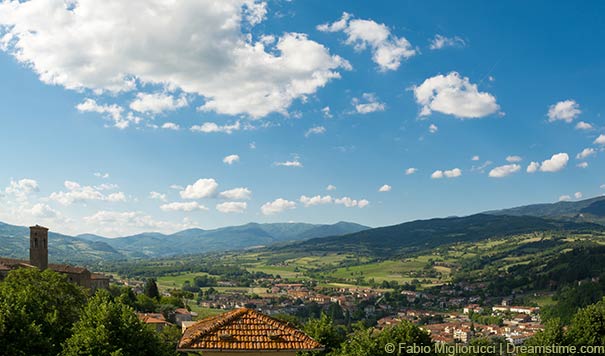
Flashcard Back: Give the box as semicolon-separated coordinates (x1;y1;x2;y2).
116;273;544;347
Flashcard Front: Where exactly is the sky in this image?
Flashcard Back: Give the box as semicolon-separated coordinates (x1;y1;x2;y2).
0;0;603;237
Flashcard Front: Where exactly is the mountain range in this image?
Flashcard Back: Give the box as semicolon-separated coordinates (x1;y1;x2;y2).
0;221;369;263
1;195;605;264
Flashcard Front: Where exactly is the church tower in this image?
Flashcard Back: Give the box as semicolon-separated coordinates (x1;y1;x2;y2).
29;225;48;270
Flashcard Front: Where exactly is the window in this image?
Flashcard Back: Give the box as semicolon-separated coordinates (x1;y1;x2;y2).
34;238;38;248
44;239;47;248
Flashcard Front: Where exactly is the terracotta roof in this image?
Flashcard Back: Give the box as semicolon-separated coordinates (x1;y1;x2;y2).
91;273;110;280
178;308;324;352
49;264;89;274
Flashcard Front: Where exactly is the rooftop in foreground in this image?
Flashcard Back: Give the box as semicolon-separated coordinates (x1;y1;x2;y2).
177;308;323;353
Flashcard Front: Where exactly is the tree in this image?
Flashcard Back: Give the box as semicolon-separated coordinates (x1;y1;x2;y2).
0;268;87;356
566;298;605;347
144;278;160;300
61;290;176;356
523;318;566;355
335;321;434;356
300;314;346;355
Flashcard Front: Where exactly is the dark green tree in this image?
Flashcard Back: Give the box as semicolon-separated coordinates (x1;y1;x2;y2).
566;298;605;347
0;268;87;356
299;313;345;355
144;278;160;300
61;289;176;356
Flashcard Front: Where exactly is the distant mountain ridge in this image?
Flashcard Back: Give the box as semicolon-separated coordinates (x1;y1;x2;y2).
484;196;605;224
0;221;369;262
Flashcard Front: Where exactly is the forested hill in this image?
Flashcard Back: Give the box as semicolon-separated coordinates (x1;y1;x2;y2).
272;214;603;257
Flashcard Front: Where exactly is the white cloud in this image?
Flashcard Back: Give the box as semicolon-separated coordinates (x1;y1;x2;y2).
219;187;252;200
321;106;333;118
539;153;569;172
577;162;589;168
129;92;187;115
160;201;207;212
558;195;571;202
413;72;500;119
161;122;180;130
261;198;296;215
334;197;369;208
5;178;39;201
223;154;240;165
575;121;593;130
352;93;385;114
29;203;58;218
431;168;462;179
49;180;125;205
594;134;605;145
76;98;140;129
405;167;418;175
149;191;168;202
169;184;184;190
94;172;110;179
429;123;438;133
527;162;540;173
326;184;337;191
547;100;581;123
429;34;466;50
305;126;326;137
299;195;333;207
488;164;521;178
506;155;522;163
216;201;247;213
317;12;416;71
83;210;177;233
0;1;350;119
190;121;242;134
378;184;392;192
180;179;218;199
275;159;303;167
471;155;480;161
574;192;583;199
576;148;596;160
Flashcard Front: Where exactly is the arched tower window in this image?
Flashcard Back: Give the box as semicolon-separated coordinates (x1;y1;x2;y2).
44;239;47;248
34;238;38;248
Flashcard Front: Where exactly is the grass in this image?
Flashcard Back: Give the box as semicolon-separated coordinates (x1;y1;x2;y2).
156;272;212;290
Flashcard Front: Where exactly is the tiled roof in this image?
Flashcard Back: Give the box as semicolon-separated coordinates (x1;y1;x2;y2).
48;263;89;274
178;308;323;352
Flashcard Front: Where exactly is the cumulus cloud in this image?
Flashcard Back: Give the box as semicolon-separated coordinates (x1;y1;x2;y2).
0;1;350;119
321;106;333;118
223;154;240;165
261;198;296;215
527;153;569;173
275;159;303;167
83;210;179;235
326;184;337;191
161;122;180;130
575;121;593;130
190;121;243;134
334;197;369;208
378;184;392;192
574;192;583;199
180;179;218;199
149;191;168;202
352;93;386;114
471;155;480;161
547;100;581;123
488;164;521;178
299;195;333;207
129;92;187;115
576;148;596;160
76;98;141;129
28;203;59;218
160;201;207;212
219;187;252;200
506;155;522;163
49;180;125;205
429;34;466;50
317;12;416;71
413;72;500;119
577;162;589;168
4;178;39;201
429;123;438;133
216;201;247;213
594;134;605;145
405;168;418;175
305;126;326;137
94;172;110;179
431;168;462;179
558;195;571;202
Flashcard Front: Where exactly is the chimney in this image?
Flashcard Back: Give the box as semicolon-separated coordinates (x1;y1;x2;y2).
29;225;49;270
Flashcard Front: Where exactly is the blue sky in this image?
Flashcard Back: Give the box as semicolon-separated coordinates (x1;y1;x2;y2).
0;0;603;236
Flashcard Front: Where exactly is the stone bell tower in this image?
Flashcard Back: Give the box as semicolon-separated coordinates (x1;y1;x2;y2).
29;225;49;270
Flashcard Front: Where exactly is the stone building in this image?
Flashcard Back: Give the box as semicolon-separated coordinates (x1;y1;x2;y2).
0;225;109;293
